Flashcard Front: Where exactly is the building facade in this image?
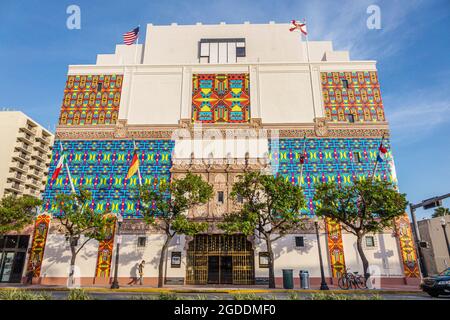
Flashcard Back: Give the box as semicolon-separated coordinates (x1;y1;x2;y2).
418;215;450;275
0;111;54;283
30;22;419;287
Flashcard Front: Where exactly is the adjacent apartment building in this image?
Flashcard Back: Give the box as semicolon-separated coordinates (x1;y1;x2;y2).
418;215;450;275
27;22;420;287
0;110;54;283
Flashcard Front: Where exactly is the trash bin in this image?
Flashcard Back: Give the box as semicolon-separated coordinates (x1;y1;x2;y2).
282;269;294;289
300;270;310;289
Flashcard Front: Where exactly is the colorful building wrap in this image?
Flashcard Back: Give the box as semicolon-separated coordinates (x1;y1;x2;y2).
192;74;250;123
395;214;420;278
325;218;346;277
269;137;394;276
321;71;385;122
94;214;116;278
59;74;123;126
42;140;174;218
26;214;51;277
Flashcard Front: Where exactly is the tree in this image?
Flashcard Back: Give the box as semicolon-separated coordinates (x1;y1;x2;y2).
136;173;213;288
313;179;408;280
0;194;42;235
54;189;113;286
432;207;450;218
219;171;306;288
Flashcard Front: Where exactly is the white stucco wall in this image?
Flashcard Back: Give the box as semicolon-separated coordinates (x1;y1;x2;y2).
254;233;331;278
40;234;99;279
342;232;404;277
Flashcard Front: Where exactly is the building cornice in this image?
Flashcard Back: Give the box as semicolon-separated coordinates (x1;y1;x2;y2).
55;118;390;141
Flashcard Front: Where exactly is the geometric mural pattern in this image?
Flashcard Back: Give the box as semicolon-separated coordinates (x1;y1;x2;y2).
192;74;250;123
94;214;116;278
269;137;393;215
59;74;123;125
325;218;346;278
321;71;385;122
395;214;421;278
26;214;51;278
42;140;174;218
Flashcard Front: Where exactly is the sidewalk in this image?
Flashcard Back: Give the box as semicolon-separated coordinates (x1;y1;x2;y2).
0;283;421;294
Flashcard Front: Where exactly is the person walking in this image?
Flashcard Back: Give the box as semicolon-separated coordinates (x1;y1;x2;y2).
138;260;145;285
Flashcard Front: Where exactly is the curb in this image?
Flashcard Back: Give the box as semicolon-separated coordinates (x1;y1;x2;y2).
0;287;423;295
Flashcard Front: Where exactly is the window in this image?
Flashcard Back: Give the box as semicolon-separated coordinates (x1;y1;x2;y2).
342;79;349;89
217;191;224;204
97;82;103;92
354;152;362;163
199;38;246;63
294;236;304;248
259;252;270;268
171;252;181;268
236;193;244;203
347;114;355;123
365;236;375;248
137;236;147;247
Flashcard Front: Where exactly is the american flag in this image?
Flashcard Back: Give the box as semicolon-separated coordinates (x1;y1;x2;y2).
123;27;139;45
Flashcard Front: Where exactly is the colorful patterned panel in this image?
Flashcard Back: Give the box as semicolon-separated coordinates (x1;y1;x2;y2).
269;137;395;278
192;74;250;123
325;218;346;277
269;138;394;215
42;140;174;218
59;74;123;125
321;71;385;122
26;214;51;277
94;214;116;278
395;214;420;278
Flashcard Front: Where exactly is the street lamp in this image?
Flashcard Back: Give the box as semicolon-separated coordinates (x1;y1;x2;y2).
440;217;450;257
314;217;329;290
110;213;123;289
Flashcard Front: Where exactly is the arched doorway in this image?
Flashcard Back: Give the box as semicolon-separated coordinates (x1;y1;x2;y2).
186;234;255;285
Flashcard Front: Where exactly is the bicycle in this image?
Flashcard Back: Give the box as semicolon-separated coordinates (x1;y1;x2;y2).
337;269;367;289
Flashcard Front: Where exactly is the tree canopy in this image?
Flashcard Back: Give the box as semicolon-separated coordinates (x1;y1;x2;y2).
0;194;42;235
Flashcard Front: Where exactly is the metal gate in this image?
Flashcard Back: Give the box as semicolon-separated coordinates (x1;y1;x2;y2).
186;234;255;285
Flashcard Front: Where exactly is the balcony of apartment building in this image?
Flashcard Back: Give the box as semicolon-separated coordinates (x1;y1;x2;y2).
7;171;27;184
12;150;30;163
17;130;34;145
10;160;29;174
29;158;46;171
14;141;32;155
35;135;52;146
24;185;41;197
31;150;47;163
21;121;37;135
27;167;42;181
25;176;41;189
5;181;24;194
34;142;49;154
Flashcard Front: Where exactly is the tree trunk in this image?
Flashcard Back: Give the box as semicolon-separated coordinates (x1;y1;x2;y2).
356;235;370;280
158;234;173;288
69;244;77;287
265;237;276;289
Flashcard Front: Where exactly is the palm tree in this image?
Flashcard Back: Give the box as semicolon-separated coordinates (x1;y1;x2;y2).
432;207;450;218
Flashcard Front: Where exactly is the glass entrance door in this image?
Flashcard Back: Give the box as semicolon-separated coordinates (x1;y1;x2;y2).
0;252;15;282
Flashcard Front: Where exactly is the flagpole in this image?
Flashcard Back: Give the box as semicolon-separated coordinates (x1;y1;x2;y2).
133;140;143;186
59;142;76;193
299;132;307;185
134;25;140;65
370;134;385;180
303;18;317;119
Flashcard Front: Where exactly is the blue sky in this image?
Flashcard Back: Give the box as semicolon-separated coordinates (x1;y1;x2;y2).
0;0;449;219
